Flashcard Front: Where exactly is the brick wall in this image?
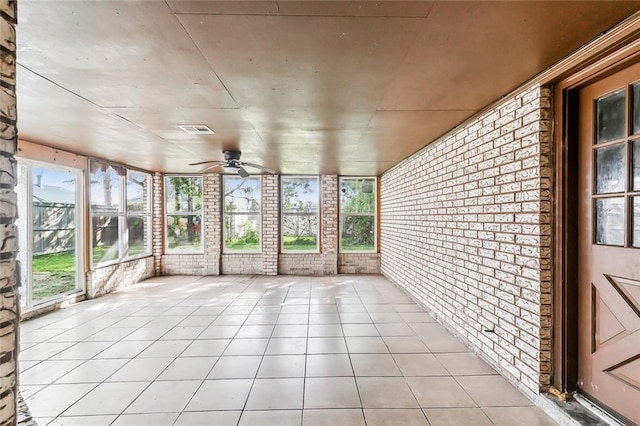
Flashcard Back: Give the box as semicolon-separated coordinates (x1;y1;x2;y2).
88;257;155;298
261;174;279;275
203;173;221;275
221;254;263;274
152;172;163;275
338;253;381;274
380;84;552;399
321;175;338;275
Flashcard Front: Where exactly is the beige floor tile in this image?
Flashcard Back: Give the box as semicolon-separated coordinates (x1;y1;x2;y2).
393;304;424;313
375;323;416;337
55;359;129;383
122;326;173;341
223;338;269;356
236;325;275;338
265;337;307;355
383;336;430;354
340;313;373;324
93;341;153;359
19;385;45;400
157;356;218;380
182;339;230;357
239;410;302;426
198;325;241;339
111;413;180;425
365;304;397;313
424;407;493;426
64;381;149;416
125;380;200;413
106;358;173;382
26;383;97;417
19;342;75;361
393;354;449;376
410;324;470;353
399;313;435;323
212;315;248;325
160;326;205;340
178;315;215;327
483;407;558;425
455;375;533;407
369;312;404;323
277;314;309;324
351;354;401;376
435;353;497;376
84;327;138;342
20;360;85;385
207;356;262;379
306;354;353;377
364;409;429;425
272;324;308;337
174;411;241;426
48;415;117;426
304;377;361;409
307;337;347;354
310;305;339;314
343;324;380;337
280;305;309;314
309;313;341;324
245;378;304;410
302;409;365;426
244;314;279;325
257;355;305;378
357;378;419;408
186;379;253;411
407;377;476;408
308;324;343;337
346;337;389;353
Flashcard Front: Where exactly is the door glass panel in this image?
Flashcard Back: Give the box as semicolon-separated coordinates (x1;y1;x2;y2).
595;198;625;246
596;144;626;193
634;84;640;135
634;197;640;248
634;140;640;191
596;89;626;144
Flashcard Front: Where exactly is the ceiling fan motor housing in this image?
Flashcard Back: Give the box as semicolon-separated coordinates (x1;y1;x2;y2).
223;150;242;161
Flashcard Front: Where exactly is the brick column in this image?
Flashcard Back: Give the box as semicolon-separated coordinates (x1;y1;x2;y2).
0;2;19;423
321;175;338;274
203;173;221;275
262;174;279;275
151;172;164;275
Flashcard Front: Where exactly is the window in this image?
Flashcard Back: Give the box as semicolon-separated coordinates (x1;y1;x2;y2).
281;176;319;252
340;177;377;252
90;160;152;266
165;176;203;252
224;176;261;252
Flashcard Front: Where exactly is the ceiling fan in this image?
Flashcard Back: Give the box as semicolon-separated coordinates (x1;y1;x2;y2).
189;150;277;177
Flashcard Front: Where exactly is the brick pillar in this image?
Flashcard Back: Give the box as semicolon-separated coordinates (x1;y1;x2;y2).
203;173;221;275
262;174;279;275
151;172;163;275
321;175;338;274
0;1;19;423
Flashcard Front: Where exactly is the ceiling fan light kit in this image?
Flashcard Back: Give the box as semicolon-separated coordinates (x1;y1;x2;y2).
189;150;276;177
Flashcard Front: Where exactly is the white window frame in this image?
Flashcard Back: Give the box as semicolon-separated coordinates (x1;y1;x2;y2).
223;175;262;254
164;175;204;254
125;169;153;260
281;175;320;253
339;176;378;254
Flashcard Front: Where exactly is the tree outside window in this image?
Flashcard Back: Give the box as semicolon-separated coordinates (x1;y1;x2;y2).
281;176;319;252
340;177;376;252
224;176;261;252
165;176;202;252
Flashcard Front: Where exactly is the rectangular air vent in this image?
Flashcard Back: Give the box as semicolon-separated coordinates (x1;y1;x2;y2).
178;124;215;135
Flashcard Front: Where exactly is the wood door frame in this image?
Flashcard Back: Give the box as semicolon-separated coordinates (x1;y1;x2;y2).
552;34;640;395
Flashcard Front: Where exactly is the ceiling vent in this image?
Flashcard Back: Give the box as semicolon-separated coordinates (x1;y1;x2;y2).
178;124;215;135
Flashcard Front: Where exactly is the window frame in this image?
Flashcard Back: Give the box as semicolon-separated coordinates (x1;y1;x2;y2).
125;169;153;260
339;176;378;254
164;174;204;254
223;175;262;254
281;175;320;253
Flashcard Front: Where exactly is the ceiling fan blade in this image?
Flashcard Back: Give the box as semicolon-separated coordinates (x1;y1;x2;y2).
201;164;223;173
237;166;250;178
241;162;277;174
189;160;226;166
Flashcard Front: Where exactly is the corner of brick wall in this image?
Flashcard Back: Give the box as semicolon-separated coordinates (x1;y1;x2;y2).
381;83;553;399
203;173;221;275
262;174;279;275
322;175;338;275
152;172;164;276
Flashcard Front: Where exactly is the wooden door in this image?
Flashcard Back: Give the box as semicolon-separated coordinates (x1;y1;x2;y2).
578;61;640;426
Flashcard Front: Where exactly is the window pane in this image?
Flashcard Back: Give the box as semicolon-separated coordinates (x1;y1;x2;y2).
634;84;640;135
127;216;150;257
596;144;626;194
90;162;123;212
341;178;375;214
634;140;640;191
596;89;626;144
595;198;625;246
282;177;318;213
283;215;318;251
93;215;120;263
341;216;375;251
165;177;202;213
634;197;640;248
225;176;261;213
167;215;201;251
225;214;260;251
127;171;151;213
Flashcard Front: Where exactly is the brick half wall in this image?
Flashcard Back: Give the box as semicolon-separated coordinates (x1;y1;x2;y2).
380;84;552;399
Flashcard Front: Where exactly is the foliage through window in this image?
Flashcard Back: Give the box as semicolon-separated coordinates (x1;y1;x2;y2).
282;176;319;252
90;160;152;265
224;176;261;252
165;176;203;252
340;177;376;252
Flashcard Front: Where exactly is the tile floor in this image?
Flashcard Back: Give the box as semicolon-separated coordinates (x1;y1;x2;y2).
19;275;558;425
